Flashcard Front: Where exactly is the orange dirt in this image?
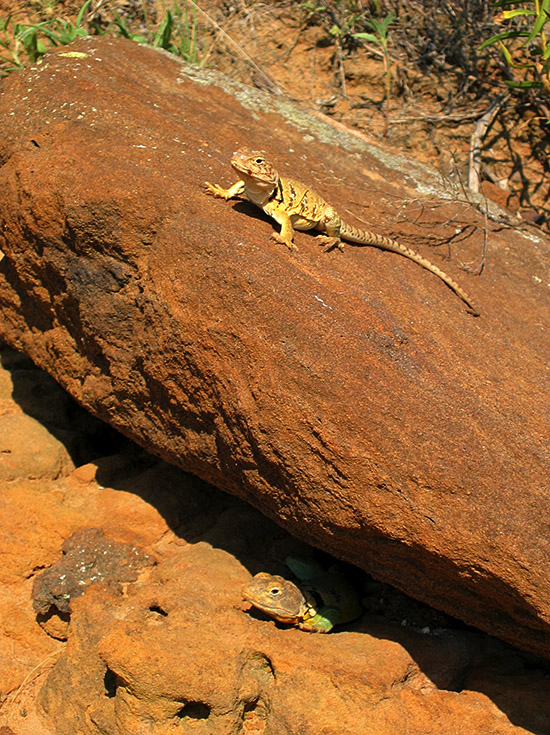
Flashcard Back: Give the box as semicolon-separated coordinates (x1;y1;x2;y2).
2;0;548;229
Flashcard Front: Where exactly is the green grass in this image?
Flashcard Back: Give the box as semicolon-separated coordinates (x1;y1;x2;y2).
107;1;200;63
480;0;550;96
0;0;204;78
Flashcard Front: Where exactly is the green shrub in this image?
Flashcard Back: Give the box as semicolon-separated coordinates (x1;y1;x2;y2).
480;0;550;95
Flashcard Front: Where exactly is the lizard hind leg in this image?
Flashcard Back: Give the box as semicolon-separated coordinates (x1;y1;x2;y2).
315;206;345;252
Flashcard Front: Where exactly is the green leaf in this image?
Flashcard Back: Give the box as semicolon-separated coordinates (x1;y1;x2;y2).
75;0;92;30
353;31;380;44
91;21;107;36
110;11;147;43
379;12;395;34
498;39;515;67
493;0;536;6
505;79;542;87
479;29;530;50
502;8;535;18
0;14;12;31
154;11;173;49
112;11;132;39
499;38;534;68
526;0;550;45
18;21;50;37
21;29;39;62
364;12;393;40
367;19;382;34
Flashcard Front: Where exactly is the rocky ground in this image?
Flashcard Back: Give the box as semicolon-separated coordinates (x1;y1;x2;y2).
2;0;549;225
1;341;550;735
0;3;549;732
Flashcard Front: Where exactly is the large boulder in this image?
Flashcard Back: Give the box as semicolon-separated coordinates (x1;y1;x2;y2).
0;36;548;657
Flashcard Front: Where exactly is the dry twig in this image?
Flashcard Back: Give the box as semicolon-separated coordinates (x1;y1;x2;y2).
0;649;61;715
468;95;509;193
188;0;285;95
391;109;487;125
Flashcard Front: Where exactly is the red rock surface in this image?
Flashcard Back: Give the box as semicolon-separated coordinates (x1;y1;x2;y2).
0;36;549;662
1;342;550;734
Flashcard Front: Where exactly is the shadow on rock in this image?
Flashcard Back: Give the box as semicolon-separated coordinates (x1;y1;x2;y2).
82;451;550;735
2;339;549;733
1;345;129;473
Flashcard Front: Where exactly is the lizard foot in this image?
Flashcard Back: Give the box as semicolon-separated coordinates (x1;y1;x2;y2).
316;235;344;252
203;182;232;200
270;232;298;252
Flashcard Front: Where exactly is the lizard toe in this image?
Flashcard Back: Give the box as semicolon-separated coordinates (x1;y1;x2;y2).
203;182;227;199
270;233;298;252
316;235;343;252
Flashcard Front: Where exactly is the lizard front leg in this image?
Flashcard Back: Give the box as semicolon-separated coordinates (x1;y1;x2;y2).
315;206;345;252
297;606;338;633
264;204;298;252
204;179;245;200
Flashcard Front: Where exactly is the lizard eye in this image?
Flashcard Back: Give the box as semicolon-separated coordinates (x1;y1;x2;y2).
269;587;282;596
255;157;264;164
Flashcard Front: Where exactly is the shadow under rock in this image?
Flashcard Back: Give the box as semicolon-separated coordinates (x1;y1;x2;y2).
4;342;550;734
94;449;550;735
1;344;129;466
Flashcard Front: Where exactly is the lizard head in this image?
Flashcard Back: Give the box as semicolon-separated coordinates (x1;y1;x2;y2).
242;572;309;624
231;149;279;190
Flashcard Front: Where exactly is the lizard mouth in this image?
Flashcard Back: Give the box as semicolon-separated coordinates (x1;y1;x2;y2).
230;159;253;176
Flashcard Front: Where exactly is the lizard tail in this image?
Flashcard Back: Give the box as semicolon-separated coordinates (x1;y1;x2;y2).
341;222;480;316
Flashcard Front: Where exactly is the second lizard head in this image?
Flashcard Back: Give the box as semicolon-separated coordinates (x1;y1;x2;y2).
242;572;310;624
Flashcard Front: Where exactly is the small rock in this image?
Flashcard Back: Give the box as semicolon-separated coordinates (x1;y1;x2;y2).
32;527;156;639
0;413;75;481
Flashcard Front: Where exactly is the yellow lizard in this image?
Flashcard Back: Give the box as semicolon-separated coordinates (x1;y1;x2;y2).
204;148;479;315
242;569;362;633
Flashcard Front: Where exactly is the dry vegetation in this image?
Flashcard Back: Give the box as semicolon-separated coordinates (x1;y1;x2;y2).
2;0;550;228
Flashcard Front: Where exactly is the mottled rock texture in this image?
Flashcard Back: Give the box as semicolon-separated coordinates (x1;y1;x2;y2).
36;546;532;735
0;36;549;659
32;527;155;639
